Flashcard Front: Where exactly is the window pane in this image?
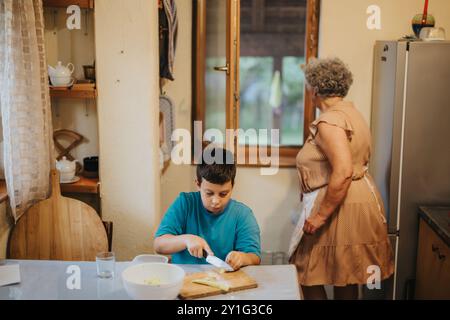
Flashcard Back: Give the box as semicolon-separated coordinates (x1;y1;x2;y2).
205;58;226;137
204;0;227;144
281;56;305;145
239;0;307;147
238;57;273;146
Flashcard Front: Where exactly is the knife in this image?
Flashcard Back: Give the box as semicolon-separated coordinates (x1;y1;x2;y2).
203;250;234;272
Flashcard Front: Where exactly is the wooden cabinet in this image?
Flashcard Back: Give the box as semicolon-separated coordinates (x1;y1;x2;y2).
415;218;450;299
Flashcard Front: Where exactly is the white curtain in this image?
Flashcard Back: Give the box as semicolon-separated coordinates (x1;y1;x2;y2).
0;0;54;221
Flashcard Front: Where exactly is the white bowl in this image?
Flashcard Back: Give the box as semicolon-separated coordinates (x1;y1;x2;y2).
419;27;446;41
122;262;185;300
50;76;73;86
132;254;169;264
59;171;75;183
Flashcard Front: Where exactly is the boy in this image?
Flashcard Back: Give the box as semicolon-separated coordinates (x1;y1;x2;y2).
154;147;261;270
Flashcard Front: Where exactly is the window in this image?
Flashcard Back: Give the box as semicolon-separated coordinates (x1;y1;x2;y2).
239;56;274;145
193;0;320;166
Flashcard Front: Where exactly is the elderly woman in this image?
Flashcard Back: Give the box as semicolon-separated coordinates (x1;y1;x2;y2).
288;58;394;300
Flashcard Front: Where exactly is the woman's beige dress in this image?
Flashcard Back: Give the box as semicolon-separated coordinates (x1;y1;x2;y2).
290;101;395;286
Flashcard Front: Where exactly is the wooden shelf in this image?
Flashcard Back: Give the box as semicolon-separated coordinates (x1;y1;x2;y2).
50;87;97;99
60;176;99;194
0;177;99;204
43;0;94;9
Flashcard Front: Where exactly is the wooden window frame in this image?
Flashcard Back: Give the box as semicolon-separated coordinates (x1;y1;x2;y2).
43;0;94;9
192;0;320;168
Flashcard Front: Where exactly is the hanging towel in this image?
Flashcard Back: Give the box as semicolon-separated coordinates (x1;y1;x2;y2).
159;0;178;81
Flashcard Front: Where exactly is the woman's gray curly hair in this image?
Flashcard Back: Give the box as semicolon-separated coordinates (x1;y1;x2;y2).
303;57;353;98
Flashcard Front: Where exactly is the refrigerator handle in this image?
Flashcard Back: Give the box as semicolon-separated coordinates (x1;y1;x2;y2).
388;228;399;237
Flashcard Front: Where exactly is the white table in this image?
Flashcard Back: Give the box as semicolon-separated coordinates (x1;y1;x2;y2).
0;260;301;300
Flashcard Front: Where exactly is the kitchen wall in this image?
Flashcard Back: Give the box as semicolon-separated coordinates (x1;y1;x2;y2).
320;0;450;122
95;0;160;260
160;0;450;256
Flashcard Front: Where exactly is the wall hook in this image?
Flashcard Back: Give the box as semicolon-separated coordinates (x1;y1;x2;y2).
53;9;57;35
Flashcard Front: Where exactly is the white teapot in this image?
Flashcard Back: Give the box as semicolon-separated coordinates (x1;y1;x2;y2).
48;61;75;87
56;157;77;182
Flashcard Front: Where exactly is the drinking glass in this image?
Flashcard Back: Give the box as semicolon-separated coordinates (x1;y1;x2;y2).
96;252;115;279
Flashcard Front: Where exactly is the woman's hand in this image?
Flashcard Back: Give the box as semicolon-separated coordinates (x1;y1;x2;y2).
303;213;327;235
181;235;213;258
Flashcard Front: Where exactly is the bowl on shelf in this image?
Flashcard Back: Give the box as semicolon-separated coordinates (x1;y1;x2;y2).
122;262;185;300
56;156;77;183
82;156;98;178
49;76;74;87
419;27;446;41
83;65;96;81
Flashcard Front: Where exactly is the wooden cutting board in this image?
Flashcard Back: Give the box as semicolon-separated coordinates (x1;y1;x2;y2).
179;269;258;300
8;170;108;261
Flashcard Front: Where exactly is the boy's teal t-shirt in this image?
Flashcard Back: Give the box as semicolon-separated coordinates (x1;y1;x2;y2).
155;192;261;264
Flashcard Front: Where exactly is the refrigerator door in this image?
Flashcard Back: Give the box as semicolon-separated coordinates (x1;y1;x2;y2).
370;41;406;234
368;41;408;300
392;41;450;299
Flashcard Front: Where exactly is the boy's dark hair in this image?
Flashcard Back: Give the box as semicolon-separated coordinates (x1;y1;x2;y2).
196;147;236;186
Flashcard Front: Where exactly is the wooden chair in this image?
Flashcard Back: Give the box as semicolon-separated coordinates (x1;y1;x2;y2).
102;221;113;252
7;170;109;261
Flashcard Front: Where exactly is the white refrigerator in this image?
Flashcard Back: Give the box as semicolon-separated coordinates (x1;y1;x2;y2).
368;40;450;299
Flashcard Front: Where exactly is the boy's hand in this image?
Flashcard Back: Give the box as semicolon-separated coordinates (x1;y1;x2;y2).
225;251;246;271
181;235;214;259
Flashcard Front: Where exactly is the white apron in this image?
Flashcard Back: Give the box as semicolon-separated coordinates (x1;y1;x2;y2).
287;189;320;259
287;174;387;260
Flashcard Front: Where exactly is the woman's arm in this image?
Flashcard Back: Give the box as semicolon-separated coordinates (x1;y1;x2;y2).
303;122;353;234
154;234;214;258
